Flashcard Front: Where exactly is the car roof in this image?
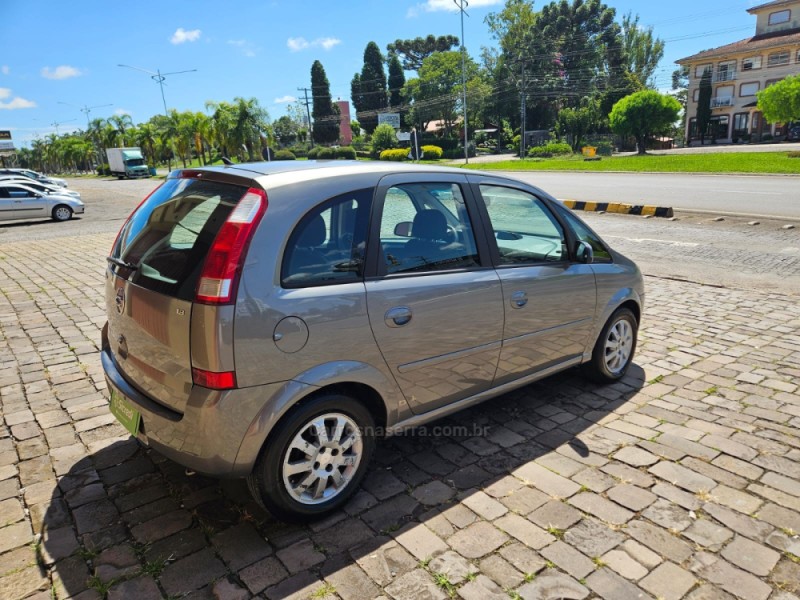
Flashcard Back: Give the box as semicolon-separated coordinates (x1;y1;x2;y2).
186;160;475;179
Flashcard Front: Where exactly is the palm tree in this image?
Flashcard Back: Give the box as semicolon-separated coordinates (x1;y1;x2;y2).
134;122;159;168
108;114;134;147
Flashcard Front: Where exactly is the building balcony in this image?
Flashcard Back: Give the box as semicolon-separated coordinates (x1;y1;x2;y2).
714;71;737;83
711;97;734;108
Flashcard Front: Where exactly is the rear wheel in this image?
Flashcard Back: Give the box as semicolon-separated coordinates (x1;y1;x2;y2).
584;307;638;382
52;205;73;222
247;393;375;522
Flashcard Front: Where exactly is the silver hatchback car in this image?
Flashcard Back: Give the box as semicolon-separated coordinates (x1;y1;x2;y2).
102;161;644;521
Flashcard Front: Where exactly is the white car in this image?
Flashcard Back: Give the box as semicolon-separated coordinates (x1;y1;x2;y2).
0;168;68;188
0;176;81;198
0;182;84;222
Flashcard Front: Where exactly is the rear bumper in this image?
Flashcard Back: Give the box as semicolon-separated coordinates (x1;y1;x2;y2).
101;345;284;477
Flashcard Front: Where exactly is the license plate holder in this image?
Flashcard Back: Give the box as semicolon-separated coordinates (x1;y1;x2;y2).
110;388;141;437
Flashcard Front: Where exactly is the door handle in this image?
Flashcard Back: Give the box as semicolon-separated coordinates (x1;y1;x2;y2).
385;307;412;328
511;291;528;308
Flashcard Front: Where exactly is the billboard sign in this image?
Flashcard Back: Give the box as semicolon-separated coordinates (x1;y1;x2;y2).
378;113;401;129
0;130;14;154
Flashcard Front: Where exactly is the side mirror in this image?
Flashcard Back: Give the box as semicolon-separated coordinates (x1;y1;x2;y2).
577;241;594;264
394;221;412;237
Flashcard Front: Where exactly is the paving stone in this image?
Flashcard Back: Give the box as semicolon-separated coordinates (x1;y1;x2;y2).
264;570;322;600
685;584;737;600
690;552;772;600
641;498;693;531
361;493;418;533
212;522;272;571
352;538;417;587
159;547;228;596
479;553;524;589
563;517;624;557
494;513;553;550
513;462;581;498
385;568;448;600
412;480;456;506
440;503;478;529
648;461;716;493
457;574;508;600
758;503;800;533
211;578;250;600
540;541;595;579
656;433;720;460
518;570;589;600
107;576;162;600
460;490;507;520
572;467;616;492
530;499;583;530
602;462;655;488
721;536;780;576
701;435;758;462
568;492;634;526
239;556;289;595
536;453;585;477
498;485;549;514
771;559;800;595
130;509;192;544
607;484;657;512
640;562;696;600
276;538;325;574
312;516;374;554
684;519;734;551
0;521;32;554
393;522;448;561
428;550;474;585
601;549;649;580
613;446;659;467
448;521;509;558
585;568;648;600
711;485;763;515
144;527;207;564
620;539;663;569
627;519;693;563
498;541;547;575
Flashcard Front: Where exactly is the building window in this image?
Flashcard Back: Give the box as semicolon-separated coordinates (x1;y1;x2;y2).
733;113;749;137
797;49;800;63
695;64;712;78
742;56;762;70
693;89;701;102
765;79;781;88
740;82;760;97
768;10;790;25
768;51;790;67
716;60;737;82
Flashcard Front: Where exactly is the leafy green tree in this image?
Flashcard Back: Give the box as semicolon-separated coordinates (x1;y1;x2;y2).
388;53;406;124
671;67;690;146
609;90;681;154
311;61;340;145
386;35;460;71
557;99;599;151
696;68;712;145
351;42;388;133
757;74;800;125
621;12;665;88
273;115;300;146
371;123;397;155
350;120;362;139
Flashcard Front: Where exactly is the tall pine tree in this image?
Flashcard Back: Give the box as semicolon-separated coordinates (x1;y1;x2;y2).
311;60;340;145
696;67;713;145
351;42;387;134
388;53;405;114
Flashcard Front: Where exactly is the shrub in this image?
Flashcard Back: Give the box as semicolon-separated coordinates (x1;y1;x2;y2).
97;163;110;176
380;148;409;161
596;141;613;156
336;146;357;160
788;151;800;158
355;150;372;160
527;142;573;158
316;147;336;159
274;150;296;161
421;145;443;160
307;146;320;159
421;137;459;151
288;144;308;158
372;123;398;155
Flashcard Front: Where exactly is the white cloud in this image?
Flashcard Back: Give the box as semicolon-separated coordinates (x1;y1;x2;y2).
408;0;500;16
171;28;202;44
114;108;131;116
1;66;8;75
0;88;36;110
274;95;297;104
287;36;341;52
41;65;83;80
227;39;257;57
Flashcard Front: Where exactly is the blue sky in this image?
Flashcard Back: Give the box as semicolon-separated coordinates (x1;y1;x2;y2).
1;0;761;146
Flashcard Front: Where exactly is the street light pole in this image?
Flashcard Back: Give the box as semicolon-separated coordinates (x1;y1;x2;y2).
454;0;469;164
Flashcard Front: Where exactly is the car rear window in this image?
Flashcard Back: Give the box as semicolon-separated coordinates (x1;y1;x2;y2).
111;177;248;300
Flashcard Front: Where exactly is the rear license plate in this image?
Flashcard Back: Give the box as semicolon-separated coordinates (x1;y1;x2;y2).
110;388;141;437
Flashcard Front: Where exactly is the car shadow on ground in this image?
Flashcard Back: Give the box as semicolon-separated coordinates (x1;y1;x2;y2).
41;364;645;599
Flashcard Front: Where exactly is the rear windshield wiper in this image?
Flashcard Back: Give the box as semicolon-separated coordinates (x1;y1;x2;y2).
106;256;139;271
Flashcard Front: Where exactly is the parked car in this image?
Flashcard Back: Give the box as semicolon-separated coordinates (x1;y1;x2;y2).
0;176;81;198
787;125;800;142
0;168;68;188
0;182;84;222
102;162;644;521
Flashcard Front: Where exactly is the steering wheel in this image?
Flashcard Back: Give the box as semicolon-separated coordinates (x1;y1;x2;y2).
444;225;458;244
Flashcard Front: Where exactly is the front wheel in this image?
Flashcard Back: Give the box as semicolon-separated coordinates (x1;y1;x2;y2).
583;307;638;382
247;393;375;522
52;205;73;222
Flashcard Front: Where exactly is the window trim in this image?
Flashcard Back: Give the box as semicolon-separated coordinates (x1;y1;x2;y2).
739;81;760;97
279;188;373;290
695;64;713;79
768;9;791;25
767;51;791;67
741;56;762;71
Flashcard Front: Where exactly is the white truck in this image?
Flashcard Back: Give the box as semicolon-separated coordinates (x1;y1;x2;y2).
106;147;150;179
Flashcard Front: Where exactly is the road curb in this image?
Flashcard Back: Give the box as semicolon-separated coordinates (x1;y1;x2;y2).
562;200;674;218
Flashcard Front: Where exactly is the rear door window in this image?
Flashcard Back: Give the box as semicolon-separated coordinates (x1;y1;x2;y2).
111;178;248;300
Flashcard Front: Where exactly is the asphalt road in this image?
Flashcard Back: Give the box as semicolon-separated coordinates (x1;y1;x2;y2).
507;172;800;219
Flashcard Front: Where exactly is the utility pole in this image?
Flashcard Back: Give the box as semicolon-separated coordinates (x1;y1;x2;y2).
58;102;113;171
520;61;526;159
454;0;469;164
297;87;314;147
51;119;76;136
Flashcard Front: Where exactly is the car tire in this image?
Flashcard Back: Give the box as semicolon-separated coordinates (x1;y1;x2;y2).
583;307;638;383
51;205;73;222
247;392;375;522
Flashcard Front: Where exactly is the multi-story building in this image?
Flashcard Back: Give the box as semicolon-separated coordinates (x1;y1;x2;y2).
677;0;800;144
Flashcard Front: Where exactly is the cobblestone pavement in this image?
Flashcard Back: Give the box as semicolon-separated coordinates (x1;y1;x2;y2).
2;228;800;599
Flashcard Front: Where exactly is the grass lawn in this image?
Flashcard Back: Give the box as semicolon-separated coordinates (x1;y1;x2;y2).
460;152;800;174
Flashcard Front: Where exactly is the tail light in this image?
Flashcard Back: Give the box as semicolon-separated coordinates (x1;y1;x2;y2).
195;187;267;304
192;368;236;390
